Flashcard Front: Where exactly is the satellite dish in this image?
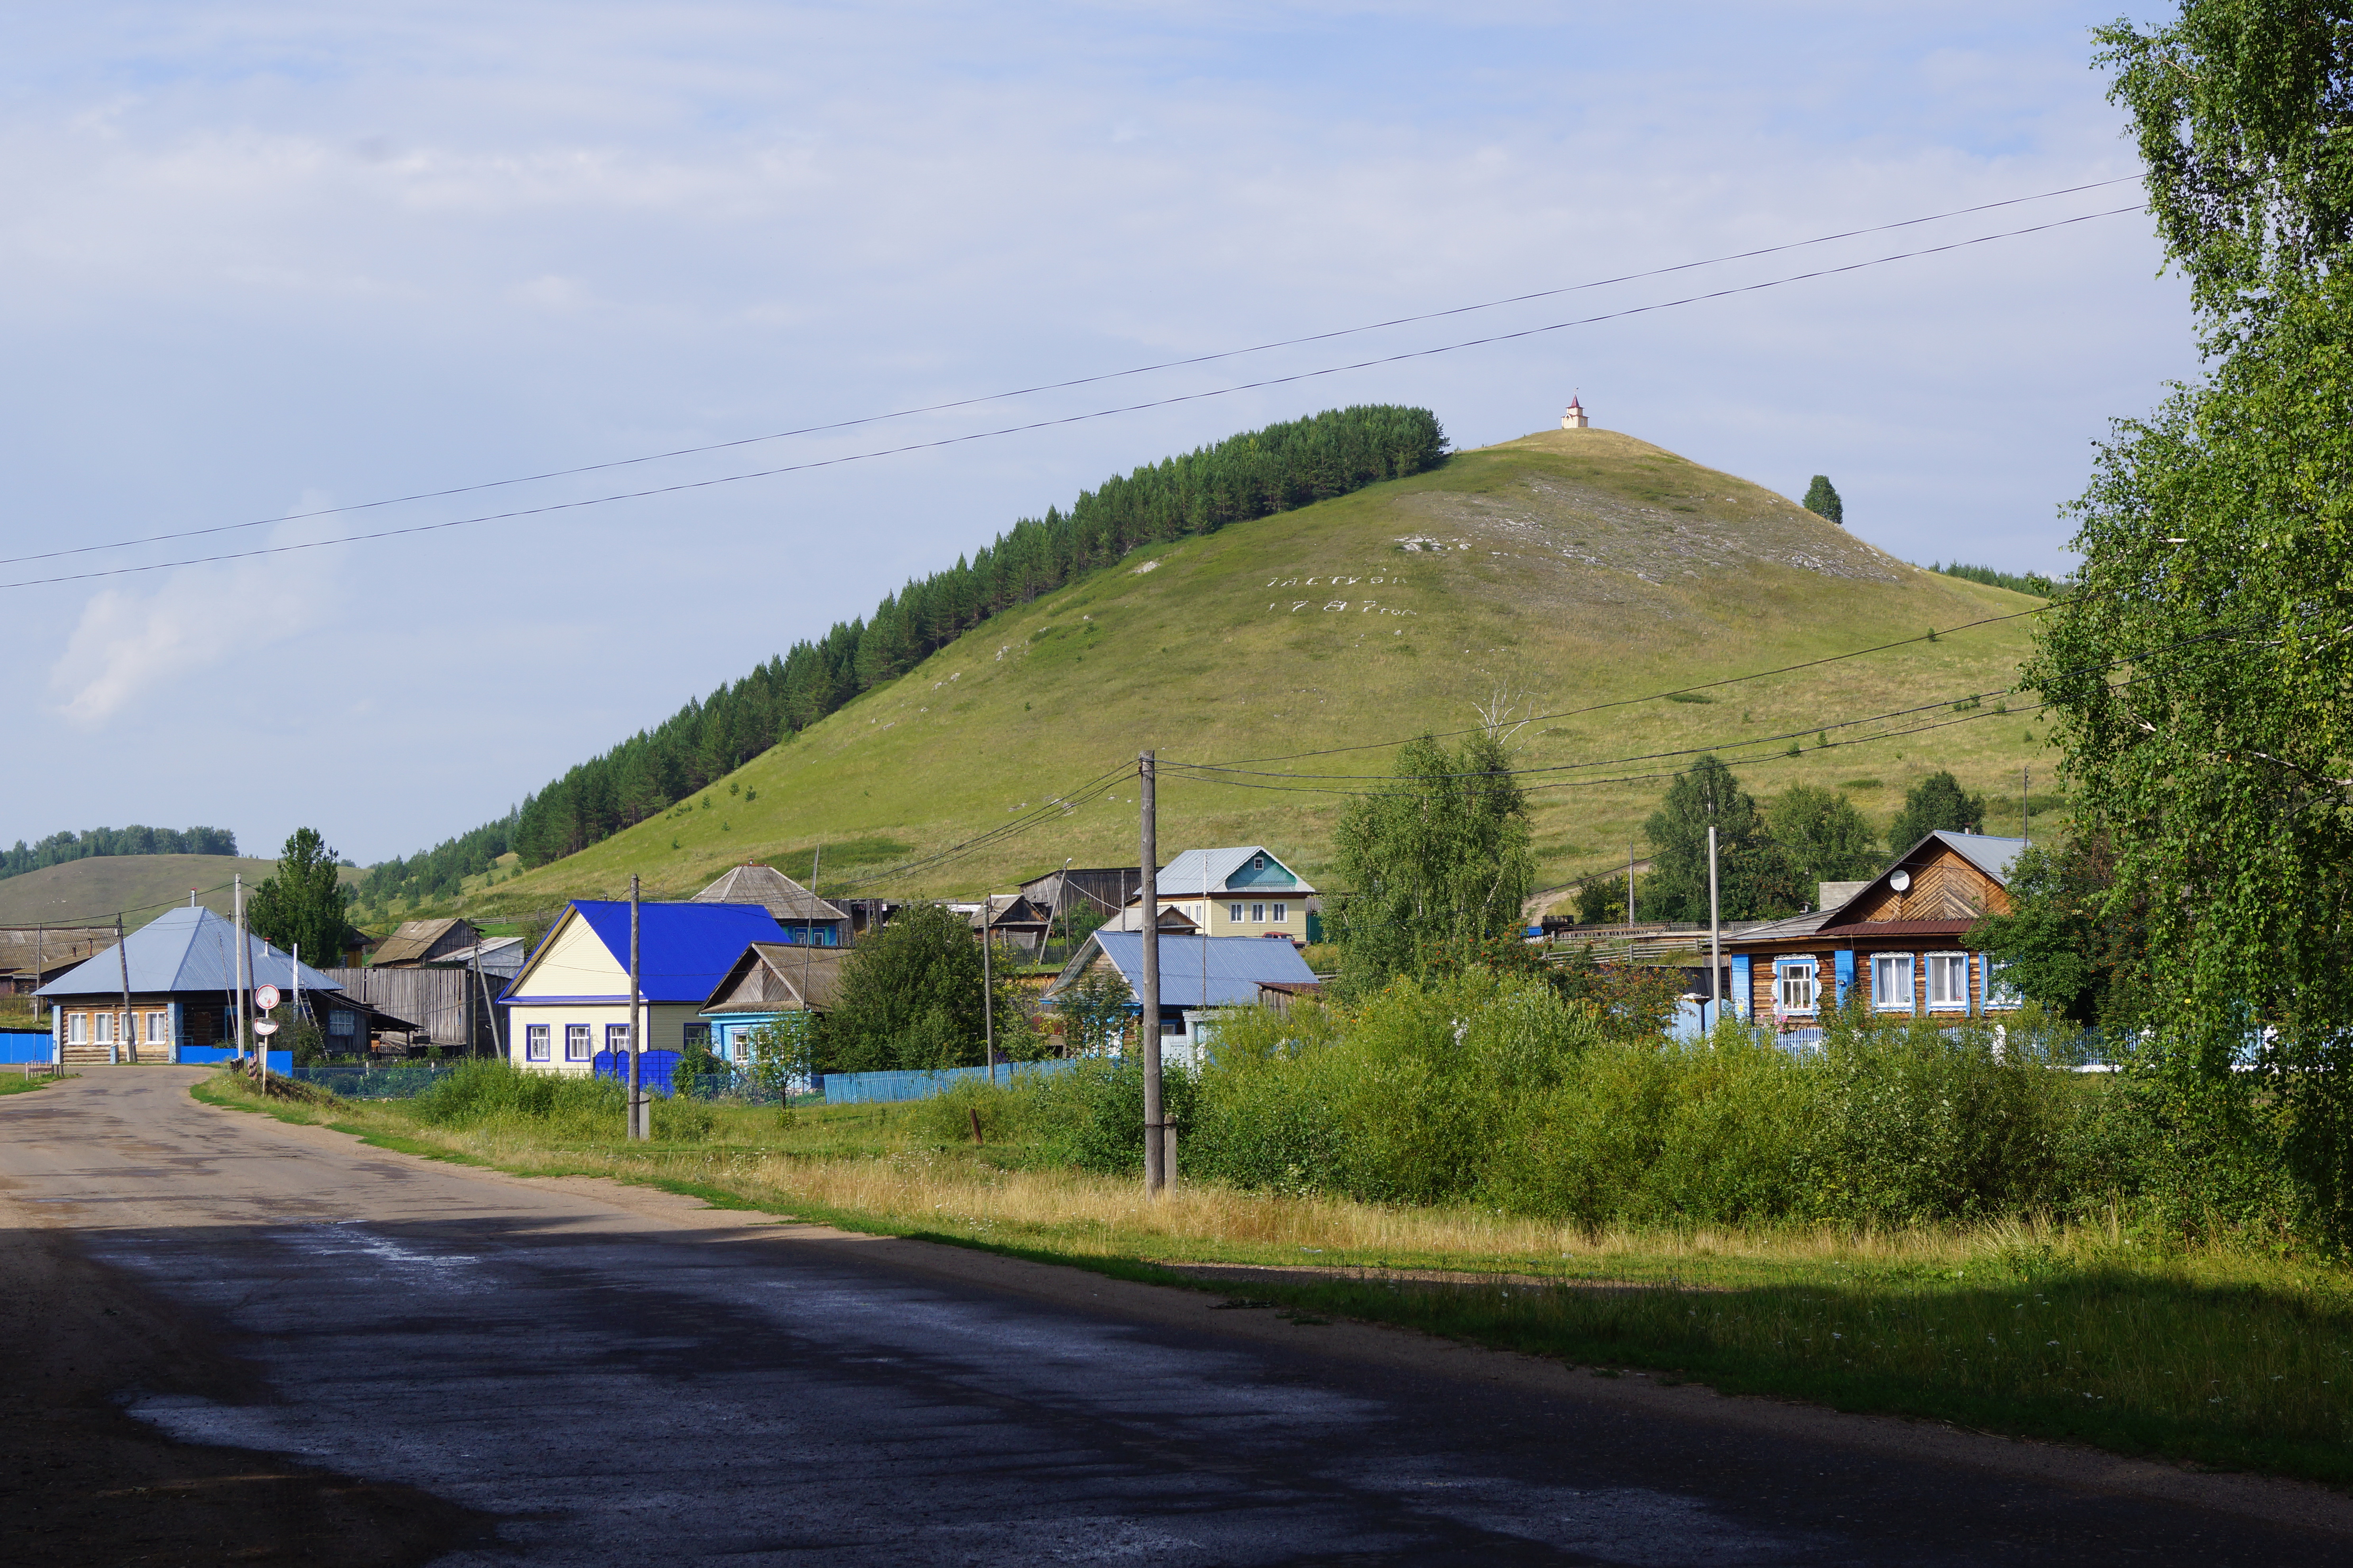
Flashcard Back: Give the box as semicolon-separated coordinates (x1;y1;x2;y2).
254;984;282;1012
1889;871;1912;893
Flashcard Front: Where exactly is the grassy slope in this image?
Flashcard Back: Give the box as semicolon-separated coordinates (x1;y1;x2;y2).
0;855;363;929
484;428;2054;910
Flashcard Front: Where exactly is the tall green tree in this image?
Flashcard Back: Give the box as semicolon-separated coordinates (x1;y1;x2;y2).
1328;731;1536;992
1639;755;1798;923
1802;475;1843;524
819;903;1024;1073
2024;5;2353;1238
247;828;356;966
1766;784;1881;896
1886;771;1986;849
1965;834;2151;1030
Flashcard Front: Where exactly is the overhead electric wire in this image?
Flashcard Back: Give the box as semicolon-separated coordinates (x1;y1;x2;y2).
3;175;2143;575
2;204;2143;594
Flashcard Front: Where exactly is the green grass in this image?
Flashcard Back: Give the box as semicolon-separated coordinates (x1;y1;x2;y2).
193;1069;2353;1486
465;427;2058;913
0;1072;65;1096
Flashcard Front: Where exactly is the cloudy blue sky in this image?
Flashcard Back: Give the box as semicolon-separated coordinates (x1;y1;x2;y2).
3;2;2194;866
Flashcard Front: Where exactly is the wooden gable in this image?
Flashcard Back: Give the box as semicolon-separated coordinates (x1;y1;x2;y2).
1838;840;2010;926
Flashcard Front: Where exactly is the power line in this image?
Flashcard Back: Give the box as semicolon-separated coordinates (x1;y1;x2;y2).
1;205;2143;594
2;176;2143;574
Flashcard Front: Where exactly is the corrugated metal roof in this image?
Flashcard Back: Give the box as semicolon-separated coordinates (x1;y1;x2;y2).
1927;830;2029;883
34;906;344;998
1814;918;1980;939
1057;931;1317;1009
505;901;787;1004
1152;846;1315;896
694;864;847;924
372;917;474;966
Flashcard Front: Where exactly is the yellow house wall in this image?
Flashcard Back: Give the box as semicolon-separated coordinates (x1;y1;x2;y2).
1159;893;1307;939
509;1002;700;1075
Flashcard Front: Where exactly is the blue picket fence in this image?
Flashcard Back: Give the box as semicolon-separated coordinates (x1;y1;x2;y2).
593;1049;682;1094
821;1059;1076;1105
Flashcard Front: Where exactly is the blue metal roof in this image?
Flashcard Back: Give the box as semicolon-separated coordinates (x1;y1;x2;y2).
1062;931;1317;1010
504;901;787;1004
34;906;343;998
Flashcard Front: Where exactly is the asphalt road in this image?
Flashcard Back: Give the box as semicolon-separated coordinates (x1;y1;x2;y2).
3;1070;2347;1566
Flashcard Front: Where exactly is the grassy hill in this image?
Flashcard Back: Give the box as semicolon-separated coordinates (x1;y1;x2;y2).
470;427;2057;918
0;855;362;931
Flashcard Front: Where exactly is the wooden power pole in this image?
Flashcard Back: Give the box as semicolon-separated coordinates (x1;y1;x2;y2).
628;874;645;1141
1139;751;1164;1198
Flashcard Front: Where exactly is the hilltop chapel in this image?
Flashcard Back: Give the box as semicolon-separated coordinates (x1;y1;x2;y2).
1561;393;1588;430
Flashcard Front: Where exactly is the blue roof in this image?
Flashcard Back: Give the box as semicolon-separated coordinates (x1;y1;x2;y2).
1060;931;1317;1010
34;906;343;999
506;900;787;1004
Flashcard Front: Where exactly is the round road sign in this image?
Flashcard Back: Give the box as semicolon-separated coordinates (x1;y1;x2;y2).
254;1019;280;1036
254;984;281;1011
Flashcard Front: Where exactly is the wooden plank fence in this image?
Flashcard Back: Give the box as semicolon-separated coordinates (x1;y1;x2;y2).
319;967;505;1054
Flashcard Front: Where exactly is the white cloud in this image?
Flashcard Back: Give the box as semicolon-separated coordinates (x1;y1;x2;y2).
47;498;343;729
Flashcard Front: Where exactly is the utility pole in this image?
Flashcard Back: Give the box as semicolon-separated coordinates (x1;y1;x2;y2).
628;874;645;1140
1706;825;1722;1031
1626;842;1636;927
801;844;821;1090
1139;751;1164;1198
980;888;996;1078
233;874;250;1064
114;913;131;1066
2022;766;2030;845
292;943;301;1069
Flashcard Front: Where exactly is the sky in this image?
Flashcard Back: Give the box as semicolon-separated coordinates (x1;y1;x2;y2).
2;1;2198;866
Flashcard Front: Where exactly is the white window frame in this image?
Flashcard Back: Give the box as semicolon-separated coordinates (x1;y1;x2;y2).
564;1024;592;1060
1871;953;1915;1013
145;1010;169;1044
1251;903;1266;923
1926;952;1970;1012
1228;903;1244;924
526;1024;551;1062
605;1023;631;1057
1272;902;1288;923
67;1012;87;1045
93;1012;115;1044
1775;958;1819;1016
1982;954;2023;1010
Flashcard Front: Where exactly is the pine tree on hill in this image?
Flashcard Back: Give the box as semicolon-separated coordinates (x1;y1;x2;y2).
1802;474;1843;522
1802;475;1844;524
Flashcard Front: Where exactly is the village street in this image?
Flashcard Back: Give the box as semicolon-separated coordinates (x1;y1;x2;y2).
3;1071;2347;1566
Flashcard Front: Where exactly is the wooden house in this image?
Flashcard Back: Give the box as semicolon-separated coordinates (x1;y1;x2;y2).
1;927;115;994
499;900;786;1075
1041;929;1318;1066
968;893;1054;956
371;918;482;968
694;864;850;947
32;906;404;1065
693;943;846;1067
1113;847;1317;942
1722;831;2029;1034
1019;865;1146;933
